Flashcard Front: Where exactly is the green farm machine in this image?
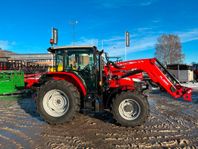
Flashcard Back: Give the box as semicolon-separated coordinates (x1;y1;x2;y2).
0;71;24;95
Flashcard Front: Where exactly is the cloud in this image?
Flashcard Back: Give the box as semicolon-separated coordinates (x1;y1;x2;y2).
102;36;157;57
0;40;10;49
0;40;16;50
136;27;153;32
73;35;157;57
140;1;153;6
177;29;198;43
152;19;160;23
73;37;99;46
93;0;156;8
73;28;198;58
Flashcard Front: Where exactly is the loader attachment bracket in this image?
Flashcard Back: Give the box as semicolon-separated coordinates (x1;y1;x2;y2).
182;87;192;102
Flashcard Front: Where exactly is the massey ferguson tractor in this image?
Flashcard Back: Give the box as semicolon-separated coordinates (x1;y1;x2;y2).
35;44;192;127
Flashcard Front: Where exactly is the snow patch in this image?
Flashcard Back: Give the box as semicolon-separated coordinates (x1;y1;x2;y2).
181;82;198;90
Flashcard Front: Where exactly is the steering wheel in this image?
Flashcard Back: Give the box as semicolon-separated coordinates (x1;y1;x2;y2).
79;64;91;75
83;64;90;71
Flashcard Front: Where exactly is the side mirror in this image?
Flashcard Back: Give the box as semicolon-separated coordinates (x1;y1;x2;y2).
50;28;58;45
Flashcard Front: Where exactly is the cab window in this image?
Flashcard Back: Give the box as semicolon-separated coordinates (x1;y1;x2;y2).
66;50;94;71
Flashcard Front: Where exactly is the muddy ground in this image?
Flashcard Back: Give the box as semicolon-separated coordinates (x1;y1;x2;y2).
0;89;198;149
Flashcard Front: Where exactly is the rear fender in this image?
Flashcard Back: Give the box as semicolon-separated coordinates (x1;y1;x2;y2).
43;72;87;97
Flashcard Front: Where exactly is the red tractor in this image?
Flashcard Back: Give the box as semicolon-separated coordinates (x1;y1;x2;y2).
35;45;192;127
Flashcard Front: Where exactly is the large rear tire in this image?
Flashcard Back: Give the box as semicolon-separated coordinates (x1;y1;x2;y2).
36;80;80;124
112;91;149;127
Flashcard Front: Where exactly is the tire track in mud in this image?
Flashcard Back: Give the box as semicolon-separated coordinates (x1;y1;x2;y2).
0;99;43;149
0;99;92;149
39;115;97;148
0;127;34;148
63;92;198;148
0;92;198;149
41;105;197;149
144;92;198;147
0;134;23;148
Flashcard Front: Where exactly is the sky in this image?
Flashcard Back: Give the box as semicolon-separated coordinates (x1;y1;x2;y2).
0;0;198;64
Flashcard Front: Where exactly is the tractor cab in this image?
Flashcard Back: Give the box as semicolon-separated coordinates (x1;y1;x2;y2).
48;46;101;93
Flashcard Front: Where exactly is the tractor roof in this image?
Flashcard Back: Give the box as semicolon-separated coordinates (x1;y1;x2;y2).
48;45;96;53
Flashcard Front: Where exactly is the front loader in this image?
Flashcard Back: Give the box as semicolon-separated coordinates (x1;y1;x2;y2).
35;45;192;127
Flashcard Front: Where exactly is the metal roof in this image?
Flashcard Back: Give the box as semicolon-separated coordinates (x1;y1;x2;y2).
50;45;95;50
9;53;52;61
48;45;97;53
167;64;192;70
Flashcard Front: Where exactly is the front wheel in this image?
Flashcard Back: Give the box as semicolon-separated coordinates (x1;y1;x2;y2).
112;91;149;127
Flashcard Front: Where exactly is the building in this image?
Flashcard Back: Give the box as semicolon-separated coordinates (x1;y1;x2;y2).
167;64;194;82
8;53;53;66
0;49;53;73
0;49;53;66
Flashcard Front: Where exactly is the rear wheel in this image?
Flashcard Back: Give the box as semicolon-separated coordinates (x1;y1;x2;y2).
112;91;149;127
36;80;80;124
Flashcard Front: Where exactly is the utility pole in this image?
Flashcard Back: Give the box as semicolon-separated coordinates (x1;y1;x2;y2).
69;20;78;45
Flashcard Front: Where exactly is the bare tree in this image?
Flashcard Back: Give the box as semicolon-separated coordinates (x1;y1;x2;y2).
155;34;184;65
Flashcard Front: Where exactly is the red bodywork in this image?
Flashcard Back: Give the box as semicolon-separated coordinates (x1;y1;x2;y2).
26;58;192;102
47;72;87;96
25;72;87;96
104;58;192;101
25;73;43;88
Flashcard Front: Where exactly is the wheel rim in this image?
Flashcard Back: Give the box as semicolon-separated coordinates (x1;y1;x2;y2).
43;89;69;117
118;99;141;120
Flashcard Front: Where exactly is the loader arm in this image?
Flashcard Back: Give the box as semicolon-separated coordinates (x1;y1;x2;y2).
106;58;192;101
